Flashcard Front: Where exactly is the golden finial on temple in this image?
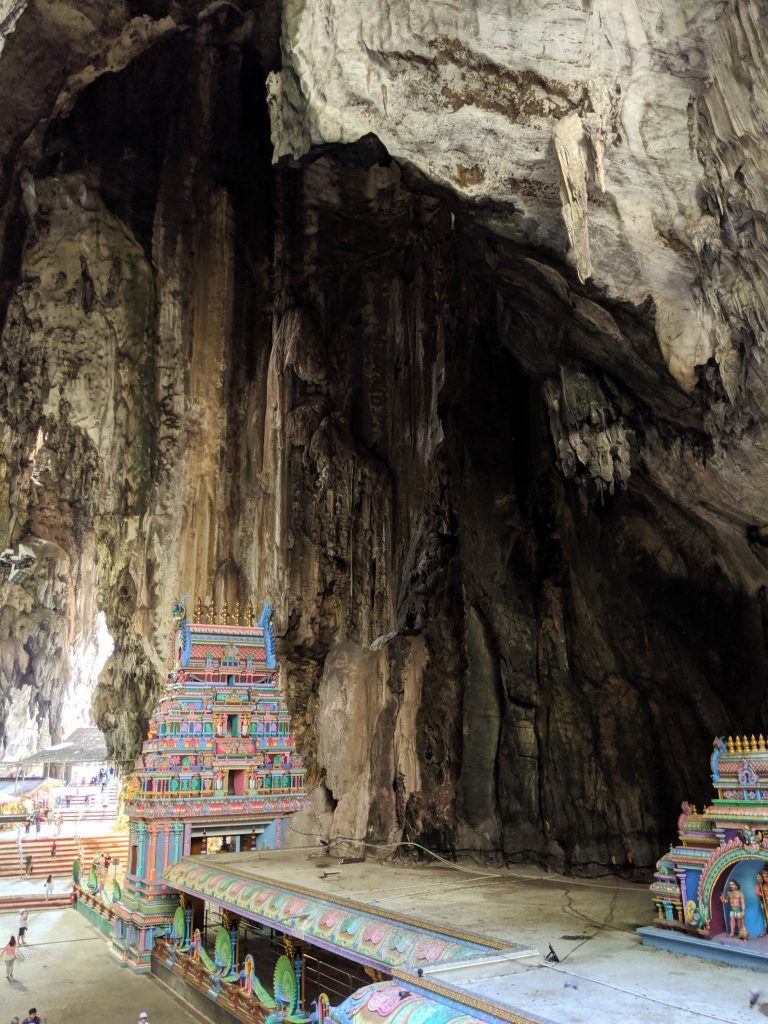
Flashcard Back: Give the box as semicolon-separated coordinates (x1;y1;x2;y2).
235;600;241;626
207;602;215;625
727;735;734;753
760;734;766;751
194;596;203;621
222;600;229;625
751;734;758;752
247;598;254;627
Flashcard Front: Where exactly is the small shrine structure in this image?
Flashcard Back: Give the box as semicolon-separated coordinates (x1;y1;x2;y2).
640;733;768;967
111;596;306;971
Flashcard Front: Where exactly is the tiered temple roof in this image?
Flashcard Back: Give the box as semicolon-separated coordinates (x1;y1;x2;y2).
111;597;306;971
124;599;305;823
644;733;768;963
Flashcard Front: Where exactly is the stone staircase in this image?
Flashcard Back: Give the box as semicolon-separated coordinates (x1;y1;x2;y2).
0;832;129;879
0;890;72;912
52;782;120;820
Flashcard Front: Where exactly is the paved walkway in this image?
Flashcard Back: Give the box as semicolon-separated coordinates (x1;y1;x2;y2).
2;817;124;841
0;876;73;897
0;906;199;1024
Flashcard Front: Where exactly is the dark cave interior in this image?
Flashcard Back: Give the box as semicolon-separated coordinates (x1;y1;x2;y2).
0;3;766;876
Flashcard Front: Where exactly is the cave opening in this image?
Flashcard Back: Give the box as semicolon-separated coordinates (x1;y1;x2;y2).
0;2;766;882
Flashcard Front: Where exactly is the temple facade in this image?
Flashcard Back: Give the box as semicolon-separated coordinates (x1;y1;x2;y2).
641;733;768;964
111;597;307;970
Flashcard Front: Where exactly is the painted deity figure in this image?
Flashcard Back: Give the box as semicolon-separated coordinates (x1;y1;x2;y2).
721;879;748;939
241;953;254;993
756;866;768;930
742;827;762;851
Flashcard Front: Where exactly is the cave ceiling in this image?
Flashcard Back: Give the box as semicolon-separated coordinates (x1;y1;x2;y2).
0;0;767;872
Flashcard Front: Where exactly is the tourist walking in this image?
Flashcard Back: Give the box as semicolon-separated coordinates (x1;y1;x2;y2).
22;1009;41;1024
23;818;30;836
17;909;28;945
24;855;32;877
34;817;40;837
136;1013;149;1024
49;840;57;860
44;875;53;900
2;935;17;980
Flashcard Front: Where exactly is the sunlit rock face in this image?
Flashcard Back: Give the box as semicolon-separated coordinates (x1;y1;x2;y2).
0;0;767;872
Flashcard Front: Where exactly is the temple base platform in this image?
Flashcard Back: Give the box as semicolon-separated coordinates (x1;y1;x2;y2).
637;925;768;970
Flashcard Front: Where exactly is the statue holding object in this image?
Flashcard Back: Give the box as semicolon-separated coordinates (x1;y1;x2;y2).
720;880;748;940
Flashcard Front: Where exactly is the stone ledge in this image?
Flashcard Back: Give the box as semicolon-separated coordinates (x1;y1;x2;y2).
637;925;768;971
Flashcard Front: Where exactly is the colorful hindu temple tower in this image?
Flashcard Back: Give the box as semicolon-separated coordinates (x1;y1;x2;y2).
640;733;768;965
111;597;307;971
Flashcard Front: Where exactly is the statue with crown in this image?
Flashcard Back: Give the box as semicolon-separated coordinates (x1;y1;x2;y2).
640;733;768;964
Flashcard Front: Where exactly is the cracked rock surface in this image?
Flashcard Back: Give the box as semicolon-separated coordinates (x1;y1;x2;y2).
0;0;767;873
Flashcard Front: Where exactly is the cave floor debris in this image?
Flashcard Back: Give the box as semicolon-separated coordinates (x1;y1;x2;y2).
195;849;767;1024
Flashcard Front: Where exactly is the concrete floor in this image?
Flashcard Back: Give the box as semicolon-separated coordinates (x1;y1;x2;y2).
201;848;768;1024
3;847;768;1024
0;906;199;1024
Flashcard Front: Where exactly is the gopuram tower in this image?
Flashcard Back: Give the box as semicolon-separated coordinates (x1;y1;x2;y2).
111;596;307;971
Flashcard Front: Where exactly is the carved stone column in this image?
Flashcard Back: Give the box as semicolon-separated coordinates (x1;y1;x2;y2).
147;823;158;880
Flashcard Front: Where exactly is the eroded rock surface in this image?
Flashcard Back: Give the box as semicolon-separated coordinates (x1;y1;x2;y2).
0;0;767;873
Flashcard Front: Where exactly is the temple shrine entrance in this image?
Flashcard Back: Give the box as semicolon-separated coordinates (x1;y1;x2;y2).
228;769;245;795
713;859;768;942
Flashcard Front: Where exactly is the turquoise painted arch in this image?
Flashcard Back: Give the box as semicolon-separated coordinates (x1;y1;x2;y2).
699;846;768;936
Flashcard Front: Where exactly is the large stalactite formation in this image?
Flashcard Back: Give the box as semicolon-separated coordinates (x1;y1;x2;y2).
0;0;767;873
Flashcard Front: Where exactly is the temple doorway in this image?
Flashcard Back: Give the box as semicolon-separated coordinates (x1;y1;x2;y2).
228;769;245;795
715;859;768;940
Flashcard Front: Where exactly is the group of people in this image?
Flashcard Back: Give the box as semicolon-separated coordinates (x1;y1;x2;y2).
8;1010;42;1024
22;851;56;897
2;910;28;981
0;910;39;1014
22;810;62;837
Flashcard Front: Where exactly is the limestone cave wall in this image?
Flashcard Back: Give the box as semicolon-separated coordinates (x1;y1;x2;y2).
0;0;767;873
